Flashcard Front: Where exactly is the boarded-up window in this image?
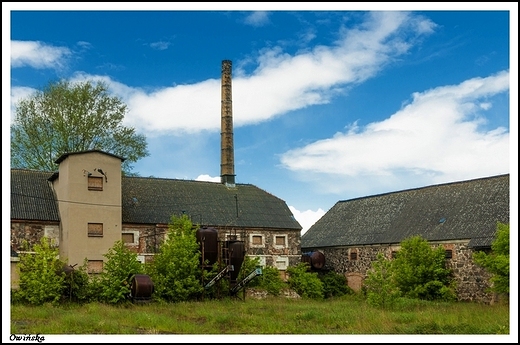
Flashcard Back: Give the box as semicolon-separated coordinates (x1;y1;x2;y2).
275;236;286;246
252;235;263;245
275;257;289;270
88;223;103;237
88;176;103;191
87;260;103;274
122;233;134;244
445;249;453;259
350;250;357;260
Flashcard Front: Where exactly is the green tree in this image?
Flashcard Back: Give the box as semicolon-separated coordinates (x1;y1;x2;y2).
10;79;149;175
147;214;203;302
318;271;353;299
238;256;286;296
12;238;66;305
95;240;144;304
363;253;401;308
473;222;509;294
286;262;324;299
392;235;456;301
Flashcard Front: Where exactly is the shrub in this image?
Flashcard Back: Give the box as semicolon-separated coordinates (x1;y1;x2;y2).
392;236;456;301
13;238;66;305
147;214;203;302
97;240;144;304
318;270;353;298
61;259;93;303
473;222;509;294
364;253;401;308
236;256;286;296
286;263;324;299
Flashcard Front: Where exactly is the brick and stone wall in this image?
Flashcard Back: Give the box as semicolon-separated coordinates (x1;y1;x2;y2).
318;242;496;303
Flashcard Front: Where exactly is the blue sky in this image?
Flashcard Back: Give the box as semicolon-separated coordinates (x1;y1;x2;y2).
4;4;517;235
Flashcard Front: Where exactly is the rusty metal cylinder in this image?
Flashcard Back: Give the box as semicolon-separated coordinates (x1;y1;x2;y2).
228;241;245;283
301;251;325;270
196;227;219;268
129;274;154;300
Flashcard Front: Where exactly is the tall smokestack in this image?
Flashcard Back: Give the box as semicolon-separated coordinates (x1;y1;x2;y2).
220;60;235;187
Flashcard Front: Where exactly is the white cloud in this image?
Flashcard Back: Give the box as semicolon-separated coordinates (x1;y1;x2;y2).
11;40;71;69
280;71;510;197
243;11;270;27
195;174;220;182
149;41;170;50
10;12;435;135
289;206;325;235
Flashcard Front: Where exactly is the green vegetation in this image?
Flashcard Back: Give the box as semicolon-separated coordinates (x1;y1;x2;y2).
10;296;509;335
10;79;149;175
286;262;324;299
146;214;203;302
11;218;510;337
364;235;456;307
473;222;510;294
92;240;144;304
11;238;65;305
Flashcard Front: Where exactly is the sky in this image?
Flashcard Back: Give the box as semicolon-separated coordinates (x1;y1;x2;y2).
2;4;518;343
4;3;517;236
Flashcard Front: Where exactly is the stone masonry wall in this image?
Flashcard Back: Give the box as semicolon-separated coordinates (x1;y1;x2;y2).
320;242;496;304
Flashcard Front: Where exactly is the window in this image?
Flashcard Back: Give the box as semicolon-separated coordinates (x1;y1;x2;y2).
87;260;103;274
350;250;357;260
274;234;287;248
445;249;453;259
122;233;134;244
250;234;265;248
88;176;103;191
88;223;103;237
122;231;139;245
391;251;398;259
252;235;263;245
275;256;289;270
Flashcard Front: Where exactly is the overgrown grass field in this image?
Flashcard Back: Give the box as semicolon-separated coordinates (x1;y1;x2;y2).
11;294;510;336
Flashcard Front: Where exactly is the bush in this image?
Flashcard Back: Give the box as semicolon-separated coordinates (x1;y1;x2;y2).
473;222;509;295
237;257;286;296
286;263;324;299
61;259;94;303
364;253;401;308
392;236;456;301
147;214;203;302
97;240;144;304
318;271;353;298
13;238;66;305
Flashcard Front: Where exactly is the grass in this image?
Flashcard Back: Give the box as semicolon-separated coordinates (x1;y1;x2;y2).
10;294;511;340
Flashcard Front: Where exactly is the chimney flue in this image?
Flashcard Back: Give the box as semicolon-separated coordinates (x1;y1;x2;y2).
220;60;235;187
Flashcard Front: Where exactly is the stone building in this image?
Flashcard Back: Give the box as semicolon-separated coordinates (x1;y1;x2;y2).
10;60;302;288
10;150;302;288
301;174;509;303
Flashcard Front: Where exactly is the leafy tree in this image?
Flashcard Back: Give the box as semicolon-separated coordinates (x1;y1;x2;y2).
147;214;203;302
392;236;456;301
95;240;144;304
318;271;353;299
61;259;93;304
363;253;401;308
286;262;324;299
473;222;509;294
238;256;286;296
10;79;149;175
12;238;66;305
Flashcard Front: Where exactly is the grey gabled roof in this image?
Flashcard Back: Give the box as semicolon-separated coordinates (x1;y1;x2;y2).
10;169;301;230
302;174;509;249
122;176;301;229
11;169;60;221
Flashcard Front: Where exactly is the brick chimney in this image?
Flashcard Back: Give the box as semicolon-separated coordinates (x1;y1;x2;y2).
220;60;235;187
